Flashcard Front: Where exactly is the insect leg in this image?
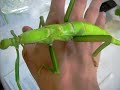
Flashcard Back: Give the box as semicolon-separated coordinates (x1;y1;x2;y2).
73;35;112;67
38;45;60;74
11;30;22;90
39;16;45;28
64;0;75;22
92;40;112;67
38;0;76;74
42;0;75;74
37;16;60;74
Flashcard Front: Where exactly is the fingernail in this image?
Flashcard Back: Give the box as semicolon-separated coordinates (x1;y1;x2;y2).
22;26;32;32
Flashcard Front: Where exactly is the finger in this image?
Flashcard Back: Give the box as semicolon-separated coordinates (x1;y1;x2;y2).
22;26;35;52
22;26;32;32
84;0;103;24
22;26;36;59
46;0;65;24
95;12;106;29
69;0;87;21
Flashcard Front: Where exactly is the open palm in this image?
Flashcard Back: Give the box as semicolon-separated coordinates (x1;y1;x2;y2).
22;0;106;90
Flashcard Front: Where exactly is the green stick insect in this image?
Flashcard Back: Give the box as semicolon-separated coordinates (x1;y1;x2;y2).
0;0;120;90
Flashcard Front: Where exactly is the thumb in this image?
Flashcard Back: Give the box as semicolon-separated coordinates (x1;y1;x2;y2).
22;26;36;60
22;26;32;32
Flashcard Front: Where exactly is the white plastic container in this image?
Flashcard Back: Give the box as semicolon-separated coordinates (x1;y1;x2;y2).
0;0;32;14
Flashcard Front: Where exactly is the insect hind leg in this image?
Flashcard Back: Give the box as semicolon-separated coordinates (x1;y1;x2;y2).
74;35;112;67
92;40;111;67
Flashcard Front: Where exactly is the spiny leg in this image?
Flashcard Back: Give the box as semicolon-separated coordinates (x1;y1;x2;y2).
38;0;75;74
40;45;60;74
45;0;75;73
73;35;112;67
37;16;55;74
39;0;75;73
38;45;60;74
37;16;60;74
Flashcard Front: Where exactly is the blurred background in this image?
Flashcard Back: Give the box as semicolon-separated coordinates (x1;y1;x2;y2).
0;0;120;90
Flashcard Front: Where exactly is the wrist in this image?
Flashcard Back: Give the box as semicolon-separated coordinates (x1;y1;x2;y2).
60;72;99;90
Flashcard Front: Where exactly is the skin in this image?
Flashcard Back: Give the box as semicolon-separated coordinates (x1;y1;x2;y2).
22;0;106;90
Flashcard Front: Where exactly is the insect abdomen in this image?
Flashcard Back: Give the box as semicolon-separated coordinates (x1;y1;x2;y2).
81;22;109;35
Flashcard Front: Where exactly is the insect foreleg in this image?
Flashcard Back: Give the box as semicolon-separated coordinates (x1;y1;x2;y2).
37;16;60;74
38;45;60;74
48;45;60;74
64;0;75;22
39;16;45;28
38;0;76;74
43;45;60;74
73;35;112;66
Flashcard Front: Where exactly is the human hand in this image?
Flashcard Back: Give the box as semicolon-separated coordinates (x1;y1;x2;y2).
22;0;106;90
